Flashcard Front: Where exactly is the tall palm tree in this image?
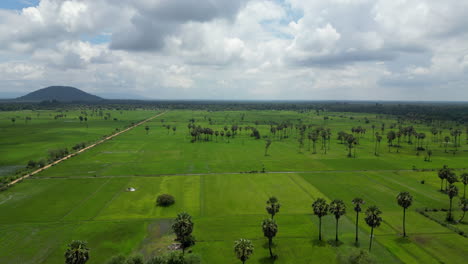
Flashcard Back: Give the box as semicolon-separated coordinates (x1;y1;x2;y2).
460;173;468;199
438;165;449;191
312;198;329;241
352;198;365;243
64;240;89;264
459;198;468;222
329;199;346;242
446;184;458;221
365;206;383;251
266;196;280;219
234;239;254;264
396;192;413;237
262;218;278;259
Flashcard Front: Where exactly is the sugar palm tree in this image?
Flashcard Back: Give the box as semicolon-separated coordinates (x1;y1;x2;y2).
64;240;89;264
459;198;468;222
396;192;413;237
266;196;280;219
234;239;254;264
329;199;346;242
438;165;449;192
312;198;329;241
460;173;468;199
446;184;458;221
171;212;195;254
365;206;382;251
352;198;365;243
262;218;278;259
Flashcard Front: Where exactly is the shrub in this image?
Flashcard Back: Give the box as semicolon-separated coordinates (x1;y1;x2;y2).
27;160;37;168
157;194;175;207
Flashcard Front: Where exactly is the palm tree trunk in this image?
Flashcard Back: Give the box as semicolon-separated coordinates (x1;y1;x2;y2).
459;209;466;222
268;238;273;258
403;208;406;237
440;179;444;191
335;218;339;242
448;198;453;221
355;212;359;243
319;217;322;241
369;227;374;251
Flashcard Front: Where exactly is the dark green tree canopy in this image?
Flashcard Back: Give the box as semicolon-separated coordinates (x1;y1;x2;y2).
396;192;413;209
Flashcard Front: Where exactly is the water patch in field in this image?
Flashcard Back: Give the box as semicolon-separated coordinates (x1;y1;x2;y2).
0;165;23;176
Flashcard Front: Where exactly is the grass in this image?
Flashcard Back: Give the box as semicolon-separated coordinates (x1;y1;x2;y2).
0;109;467;263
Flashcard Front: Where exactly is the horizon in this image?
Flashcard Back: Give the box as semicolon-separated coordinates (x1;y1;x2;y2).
0;1;467;101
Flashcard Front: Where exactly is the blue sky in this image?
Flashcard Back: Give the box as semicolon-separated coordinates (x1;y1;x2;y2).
0;0;39;10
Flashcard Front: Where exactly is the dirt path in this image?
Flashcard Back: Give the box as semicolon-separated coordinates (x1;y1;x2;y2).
7;111;167;187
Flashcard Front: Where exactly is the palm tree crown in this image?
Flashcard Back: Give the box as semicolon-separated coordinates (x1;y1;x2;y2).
397;192;413;209
352;197;365;213
64;240;89;264
266;196;280;219
234;239;254;264
312;198;329;217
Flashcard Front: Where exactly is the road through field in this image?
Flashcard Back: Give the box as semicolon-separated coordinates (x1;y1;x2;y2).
7;111;167;187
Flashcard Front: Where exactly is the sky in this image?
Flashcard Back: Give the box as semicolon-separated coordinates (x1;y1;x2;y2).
0;0;467;100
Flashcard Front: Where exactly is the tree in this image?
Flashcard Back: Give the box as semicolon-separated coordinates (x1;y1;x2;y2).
365;206;382;251
329;199;346;242
460;173;468;199
266;196;280;219
387;131;396;152
446;184;458;222
64;240;89;264
352;198;365;243
262;218;278;259
346;134;357;158
396;192;413;237
234;239;254;264
171;212;195;254
145;125;150;135
264;139;272;156
459;198;468;222
438;165;450;192
312;198;329;241
444;136;450;152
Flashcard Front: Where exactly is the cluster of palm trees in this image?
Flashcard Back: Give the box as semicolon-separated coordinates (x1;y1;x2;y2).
437;165;468;222
233;197;280;263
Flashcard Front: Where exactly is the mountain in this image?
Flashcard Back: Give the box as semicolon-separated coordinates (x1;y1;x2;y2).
17;86;103;102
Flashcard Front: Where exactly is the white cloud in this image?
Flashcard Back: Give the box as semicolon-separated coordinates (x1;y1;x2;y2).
0;0;467;100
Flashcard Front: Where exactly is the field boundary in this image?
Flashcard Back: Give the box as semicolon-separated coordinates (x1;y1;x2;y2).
7;111;167;187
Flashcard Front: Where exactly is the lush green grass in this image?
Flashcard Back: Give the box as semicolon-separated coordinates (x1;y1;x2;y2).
0;109;155;176
0;109;467;263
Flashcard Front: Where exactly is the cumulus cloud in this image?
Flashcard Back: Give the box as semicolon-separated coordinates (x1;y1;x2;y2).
0;0;467;100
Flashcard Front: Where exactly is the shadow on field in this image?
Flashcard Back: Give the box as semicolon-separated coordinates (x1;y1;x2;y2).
311;239;328;247
259;256;277;264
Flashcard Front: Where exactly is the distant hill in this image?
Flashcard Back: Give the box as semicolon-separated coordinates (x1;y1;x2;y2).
17;86;103;102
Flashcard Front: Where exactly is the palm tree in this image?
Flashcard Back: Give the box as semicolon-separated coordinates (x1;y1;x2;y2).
145;125;150;135
460;173;468;199
459;198;468;222
234;239;254;264
64;240;89;264
264;139;272;156
262;218;278;259
171;212;195;254
352;198;365;243
396;192;413;237
438;165;449;192
446;184;458;222
365;206;382;251
329;199;346;242
312;198;329;241
266;196;280;219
